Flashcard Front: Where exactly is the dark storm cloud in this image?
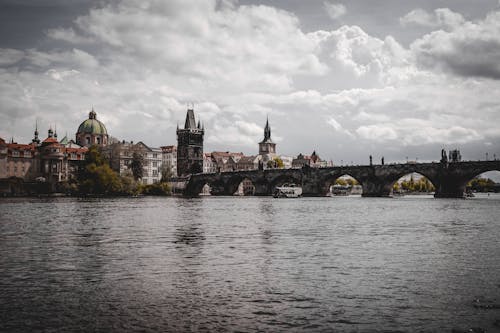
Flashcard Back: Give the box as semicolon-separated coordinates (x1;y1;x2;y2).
411;11;500;80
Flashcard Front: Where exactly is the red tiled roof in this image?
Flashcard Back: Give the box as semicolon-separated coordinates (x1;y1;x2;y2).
7;143;35;151
42;137;59;144
65;147;88;153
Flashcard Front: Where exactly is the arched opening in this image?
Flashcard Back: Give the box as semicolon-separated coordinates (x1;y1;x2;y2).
197;179;226;196
270;174;302;191
391;172;436;196
324;174;362;197
232;177;255;196
466;171;500;197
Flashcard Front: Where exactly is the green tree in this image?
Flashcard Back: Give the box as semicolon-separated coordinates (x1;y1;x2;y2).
78;145;123;195
274;157;284;168
130;152;144;180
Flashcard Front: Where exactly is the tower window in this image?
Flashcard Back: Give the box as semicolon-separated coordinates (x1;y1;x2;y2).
86;137;90;145
97;137;101;144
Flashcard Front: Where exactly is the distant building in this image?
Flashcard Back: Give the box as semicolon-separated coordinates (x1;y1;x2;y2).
258;118;276;166
103;141;163;184
161;145;177;177
279;155;293;169
177;108;204;176
236;155;261;171
76;109;109;147
210;151;243;172
203;153;217;173
0;125;87;193
292;151;327;168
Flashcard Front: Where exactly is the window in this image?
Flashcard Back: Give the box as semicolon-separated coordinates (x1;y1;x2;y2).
153;153;157;158
24;151;31;158
153;161;158;167
12;151;19;157
153;170;158;176
86;137;90;145
97;137;101;145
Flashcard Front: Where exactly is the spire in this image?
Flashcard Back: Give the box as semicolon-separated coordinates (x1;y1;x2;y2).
54;124;58;139
263;116;271;142
89;107;96;120
48;126;53;138
184;107;196;129
32;120;40;144
197;120;201;129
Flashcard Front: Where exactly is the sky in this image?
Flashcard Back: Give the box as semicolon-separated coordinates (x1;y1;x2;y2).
1;0;500;167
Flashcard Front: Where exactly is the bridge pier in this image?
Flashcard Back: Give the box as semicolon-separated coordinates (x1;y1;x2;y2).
434;181;466;198
361;179;393;197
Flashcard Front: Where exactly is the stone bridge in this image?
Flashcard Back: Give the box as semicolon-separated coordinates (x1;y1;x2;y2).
184;160;500;198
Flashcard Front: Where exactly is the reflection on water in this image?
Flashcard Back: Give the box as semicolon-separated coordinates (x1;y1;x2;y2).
1;194;500;332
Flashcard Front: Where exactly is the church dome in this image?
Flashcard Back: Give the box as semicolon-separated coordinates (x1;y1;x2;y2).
77;110;108;135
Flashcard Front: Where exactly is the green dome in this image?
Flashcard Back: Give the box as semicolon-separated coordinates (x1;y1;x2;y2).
77;110;108;135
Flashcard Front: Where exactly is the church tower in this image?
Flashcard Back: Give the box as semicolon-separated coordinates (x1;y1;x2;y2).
177;107;204;176
258;117;276;162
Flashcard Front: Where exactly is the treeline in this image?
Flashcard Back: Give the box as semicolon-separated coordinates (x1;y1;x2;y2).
61;146;171;196
467;177;497;192
393;176;435;193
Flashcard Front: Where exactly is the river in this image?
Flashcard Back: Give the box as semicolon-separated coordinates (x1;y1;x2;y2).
1;194;499;332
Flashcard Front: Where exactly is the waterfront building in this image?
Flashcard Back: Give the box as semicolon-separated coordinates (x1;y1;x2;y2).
161;145;177;177
279;155;293;169
258;118;276;166
292;151;328;168
203;153;217;173
208;151;244;172
177;108;204;176
236;155;261;171
104;141;163;184
76;108;109;147
0;126;87;194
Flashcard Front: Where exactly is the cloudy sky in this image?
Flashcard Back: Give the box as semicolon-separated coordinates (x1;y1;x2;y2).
1;0;500;165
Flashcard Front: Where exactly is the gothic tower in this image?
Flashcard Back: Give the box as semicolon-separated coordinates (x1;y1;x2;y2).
177;107;204;176
258;117;276;162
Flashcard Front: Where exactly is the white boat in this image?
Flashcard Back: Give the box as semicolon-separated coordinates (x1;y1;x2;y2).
330;184;350;196
273;183;302;198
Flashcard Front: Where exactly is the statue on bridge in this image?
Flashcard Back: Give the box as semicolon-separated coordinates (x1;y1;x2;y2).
381;156;384;165
369;155;373;166
441;149;448;164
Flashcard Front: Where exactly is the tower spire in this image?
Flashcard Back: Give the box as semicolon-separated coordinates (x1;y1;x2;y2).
263;116;271;141
32;120;40;144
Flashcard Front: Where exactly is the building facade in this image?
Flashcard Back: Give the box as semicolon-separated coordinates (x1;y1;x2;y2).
104;141;163;184
177;108;204;176
161;145;177;177
0;126;87;194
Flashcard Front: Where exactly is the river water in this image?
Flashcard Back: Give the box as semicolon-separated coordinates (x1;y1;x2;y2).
1;194;499;332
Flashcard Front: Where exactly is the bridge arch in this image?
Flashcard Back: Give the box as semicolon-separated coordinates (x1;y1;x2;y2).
389;172;436;195
464;169;500;194
225;175;256;196
187;177;226;196
320;173;363;196
269;174;302;191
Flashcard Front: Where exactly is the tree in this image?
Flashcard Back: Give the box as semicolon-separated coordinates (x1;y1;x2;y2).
78;145;122;195
160;164;173;182
130;152;144;180
273;157;284;169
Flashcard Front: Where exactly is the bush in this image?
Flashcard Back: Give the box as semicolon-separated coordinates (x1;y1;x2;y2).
141;182;171;196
